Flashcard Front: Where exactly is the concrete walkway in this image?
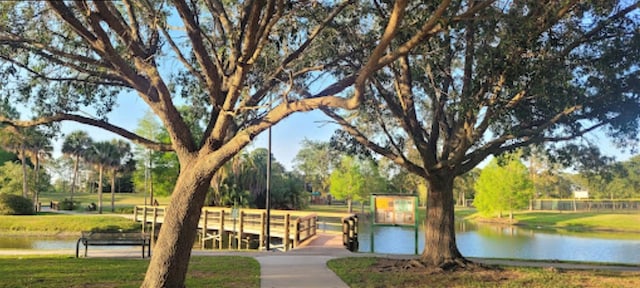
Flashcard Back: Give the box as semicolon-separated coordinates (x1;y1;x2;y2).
256;252;349;288
195;233;354;288
3;245;639;288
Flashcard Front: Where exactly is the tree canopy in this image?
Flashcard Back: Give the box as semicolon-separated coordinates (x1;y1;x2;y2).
321;0;640;267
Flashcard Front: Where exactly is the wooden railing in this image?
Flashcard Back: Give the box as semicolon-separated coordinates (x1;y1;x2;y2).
294;213;317;247
342;214;359;252
133;206;323;251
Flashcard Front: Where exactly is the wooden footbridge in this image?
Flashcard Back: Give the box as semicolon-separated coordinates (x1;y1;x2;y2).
133;206;359;252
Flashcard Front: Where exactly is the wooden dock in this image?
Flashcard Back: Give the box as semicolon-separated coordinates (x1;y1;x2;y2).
133;206;358;252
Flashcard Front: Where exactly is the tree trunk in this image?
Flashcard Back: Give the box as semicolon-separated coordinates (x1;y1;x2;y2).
71;155;79;201
347;198;352;213
111;169;116;212
34;154;40;210
421;173;467;268
98;166;103;214
141;162;213;287
20;143;28;198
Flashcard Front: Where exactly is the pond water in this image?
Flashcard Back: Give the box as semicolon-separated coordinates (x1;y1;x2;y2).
2;220;639;265
359;220;640;265
0;235;77;250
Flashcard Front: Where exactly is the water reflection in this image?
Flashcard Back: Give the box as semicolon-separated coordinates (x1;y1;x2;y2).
359;220;640;265
0;236;76;250
2;220;640;265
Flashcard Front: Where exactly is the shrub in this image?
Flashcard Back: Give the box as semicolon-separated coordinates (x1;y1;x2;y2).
58;198;79;210
0;194;35;215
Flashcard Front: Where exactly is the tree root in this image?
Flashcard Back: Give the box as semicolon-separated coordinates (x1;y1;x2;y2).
373;257;496;274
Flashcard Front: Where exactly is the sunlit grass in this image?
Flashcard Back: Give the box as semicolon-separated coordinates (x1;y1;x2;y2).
513;212;640;232
0;255;259;288
0;214;140;235
328;257;640;288
38;191;172;213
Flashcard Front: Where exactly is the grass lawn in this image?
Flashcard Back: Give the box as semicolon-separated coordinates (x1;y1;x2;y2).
467;211;640;233
38;191;171;213
328;257;640;288
0;255;259;288
0;214;140;235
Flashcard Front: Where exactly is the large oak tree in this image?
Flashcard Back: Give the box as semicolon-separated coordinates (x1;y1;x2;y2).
0;0;483;286
323;0;640;268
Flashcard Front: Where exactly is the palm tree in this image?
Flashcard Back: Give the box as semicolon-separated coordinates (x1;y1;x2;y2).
62;131;93;201
23;128;53;207
209;151;255;206
86;141;120;214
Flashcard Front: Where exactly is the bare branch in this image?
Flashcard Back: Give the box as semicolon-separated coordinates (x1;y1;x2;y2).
321;108;427;178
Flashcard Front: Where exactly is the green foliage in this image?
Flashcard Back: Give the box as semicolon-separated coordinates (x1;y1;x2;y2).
574;155;640;200
132;111;179;197
474;154;534;217
0;161;51;197
329;156;366;211
0;148;16;164
57;198;79;211
61;130;93;198
293;139;337;195
0;162;23;195
0;193;34;215
453;169;479;206
209;148;308;209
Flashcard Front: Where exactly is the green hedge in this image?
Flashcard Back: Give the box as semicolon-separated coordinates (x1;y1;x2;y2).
0;194;35;215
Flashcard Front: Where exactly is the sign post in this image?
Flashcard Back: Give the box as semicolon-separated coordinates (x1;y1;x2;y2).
370;194;419;254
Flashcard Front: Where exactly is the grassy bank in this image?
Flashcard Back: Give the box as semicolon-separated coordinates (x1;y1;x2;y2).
468;211;640;233
328;257;640;288
38;191;171;214
0;255;259;288
0;214;140;235
306;204;639;232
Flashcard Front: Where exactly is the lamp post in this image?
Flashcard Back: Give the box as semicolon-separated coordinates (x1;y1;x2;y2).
265;122;272;251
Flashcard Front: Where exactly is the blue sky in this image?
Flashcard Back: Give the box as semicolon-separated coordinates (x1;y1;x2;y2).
52;90;636;173
54;94;339;171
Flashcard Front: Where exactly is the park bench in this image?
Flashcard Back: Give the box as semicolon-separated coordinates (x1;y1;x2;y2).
76;231;151;258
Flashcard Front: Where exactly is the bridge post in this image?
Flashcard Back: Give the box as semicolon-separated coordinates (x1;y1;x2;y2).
238;211;244;250
294;218;300;248
142;206;148;233
219;210;225;249
152;207;158;247
202;210;208;249
260;212;266;250
284;214;290;251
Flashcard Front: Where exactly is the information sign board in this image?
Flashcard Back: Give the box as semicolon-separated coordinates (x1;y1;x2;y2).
370;194;419;254
373;195;416;225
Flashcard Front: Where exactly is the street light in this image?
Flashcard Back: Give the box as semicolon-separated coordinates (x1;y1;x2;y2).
265;120;272;251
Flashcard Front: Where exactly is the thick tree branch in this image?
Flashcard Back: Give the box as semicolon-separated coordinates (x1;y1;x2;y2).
93;1;148;58
349;0;408;109
0;114;173;152
173;0;223;99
